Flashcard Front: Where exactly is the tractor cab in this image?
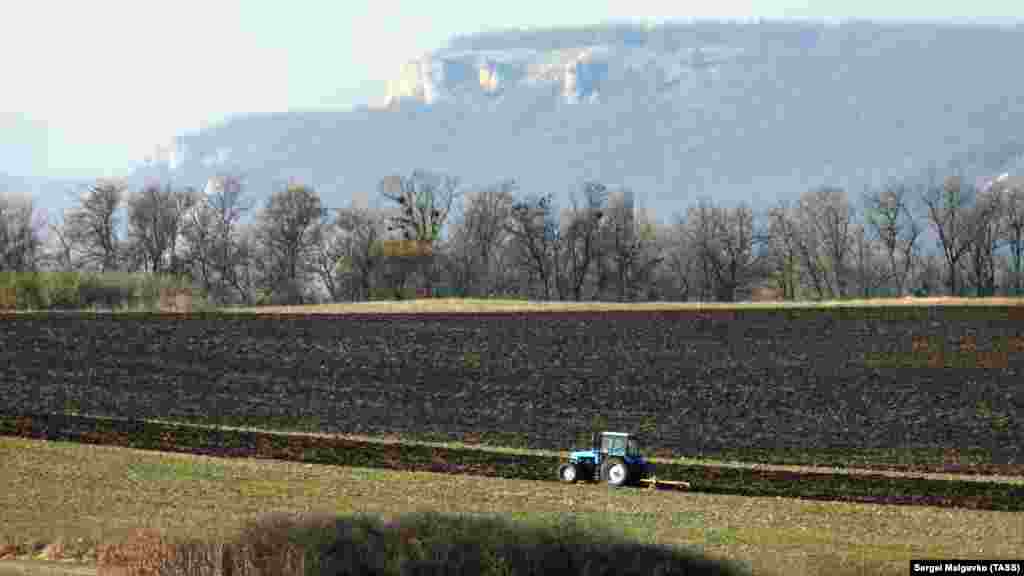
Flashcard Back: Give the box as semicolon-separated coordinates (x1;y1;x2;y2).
560;431;654;487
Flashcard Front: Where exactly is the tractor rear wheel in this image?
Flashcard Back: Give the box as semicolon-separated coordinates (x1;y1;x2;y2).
558;463;579;483
601;457;629;487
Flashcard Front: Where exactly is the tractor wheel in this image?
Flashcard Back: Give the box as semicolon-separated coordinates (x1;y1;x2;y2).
558;463;579;483
601;457;629;487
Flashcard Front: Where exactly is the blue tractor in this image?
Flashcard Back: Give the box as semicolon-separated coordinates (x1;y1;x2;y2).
558;431;655;487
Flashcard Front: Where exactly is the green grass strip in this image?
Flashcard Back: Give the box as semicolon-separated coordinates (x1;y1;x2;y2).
1;412;1020;512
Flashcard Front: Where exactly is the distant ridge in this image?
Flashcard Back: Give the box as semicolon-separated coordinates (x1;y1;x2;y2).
106;20;1024;226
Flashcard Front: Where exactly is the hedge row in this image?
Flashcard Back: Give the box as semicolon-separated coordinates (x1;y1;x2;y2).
0;271;206;311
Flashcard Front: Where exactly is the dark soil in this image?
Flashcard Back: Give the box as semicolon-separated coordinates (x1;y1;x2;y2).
2;307;1022;473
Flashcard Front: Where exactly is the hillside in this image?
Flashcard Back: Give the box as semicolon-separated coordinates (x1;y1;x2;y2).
117;20;1024;227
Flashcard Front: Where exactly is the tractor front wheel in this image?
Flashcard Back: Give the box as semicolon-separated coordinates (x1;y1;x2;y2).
601;457;629;487
558;463;579;483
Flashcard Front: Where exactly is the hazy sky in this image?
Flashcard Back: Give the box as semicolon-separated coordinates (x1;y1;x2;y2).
3;0;1021;180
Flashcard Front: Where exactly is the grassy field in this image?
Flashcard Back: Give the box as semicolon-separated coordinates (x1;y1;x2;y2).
59;412;1024;485
7;411;1021;516
1;436;1021;576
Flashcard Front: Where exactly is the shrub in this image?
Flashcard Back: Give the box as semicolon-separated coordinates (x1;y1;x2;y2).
0;272;17;309
13;270;48;309
0;285;14;309
45;271;82;310
370;286;418;301
124;511;747;576
136;274;166;311
77;273;137;310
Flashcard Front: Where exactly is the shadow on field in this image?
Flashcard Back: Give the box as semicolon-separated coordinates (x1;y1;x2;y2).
96;511;749;576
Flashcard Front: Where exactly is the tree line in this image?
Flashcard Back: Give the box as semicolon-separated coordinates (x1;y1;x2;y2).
1;168;1023;308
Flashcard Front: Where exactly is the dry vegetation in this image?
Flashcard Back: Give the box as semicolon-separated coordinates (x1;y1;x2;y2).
219;296;1024;315
2;436;1021;576
5;295;1024;315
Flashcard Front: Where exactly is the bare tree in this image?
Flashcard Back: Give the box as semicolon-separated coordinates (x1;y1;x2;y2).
682;198;721;301
438;227;473;299
379;171;459;243
560;182;607;301
849;222;889;298
962;184;1004;297
478;232;521;298
46;212;75;271
310;214;347;302
712;202;769;302
768;188;856;301
921;175;976;296
377;171;461;297
254;183;327;305
181;193;216;296
321;204;387;301
682;198;768;302
505;192;559;301
765;200;802;300
181;174;256;305
661;213;701;301
798;187;855;299
912;250;945;296
125;183;198;275
990;176;1024;296
64;179;125;272
597;189;667;301
862;183;922;296
993;251;1016;296
0;192;45;272
233;222;261;305
446;179;516;297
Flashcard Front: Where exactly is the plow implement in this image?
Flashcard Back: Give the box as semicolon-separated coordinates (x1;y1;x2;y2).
639;476;692;491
